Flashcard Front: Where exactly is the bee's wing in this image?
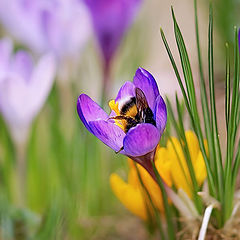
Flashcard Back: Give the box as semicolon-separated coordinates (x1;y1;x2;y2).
135;87;149;113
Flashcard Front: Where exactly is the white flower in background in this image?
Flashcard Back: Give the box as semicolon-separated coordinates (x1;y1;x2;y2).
0;0;91;60
0;38;56;144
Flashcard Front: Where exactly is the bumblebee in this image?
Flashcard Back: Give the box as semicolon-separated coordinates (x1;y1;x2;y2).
110;87;156;133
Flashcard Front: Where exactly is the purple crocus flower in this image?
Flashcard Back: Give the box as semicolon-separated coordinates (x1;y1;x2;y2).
0;0;90;60
0;38;56;144
84;0;141;67
77;67;167;175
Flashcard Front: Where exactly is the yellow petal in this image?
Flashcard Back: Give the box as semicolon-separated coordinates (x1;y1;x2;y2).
194;151;207;186
170;164;193;197
127;159;166;212
167;137;193;197
136;165;165;212
185;131;200;163
128;167;139;187
204;139;209;156
155;147;172;187
167;137;185;162
110;173;147;220
128;158;135;169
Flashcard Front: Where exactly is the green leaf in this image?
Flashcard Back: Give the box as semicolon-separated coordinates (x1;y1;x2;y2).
208;4;224;203
161;8;216;197
194;0;216;181
225;43;231;129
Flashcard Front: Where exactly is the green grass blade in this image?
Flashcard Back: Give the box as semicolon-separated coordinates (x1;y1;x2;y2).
194;0;216;178
232;140;240;188
208;5;224;202
225;43;231;129
160;29;193;122
170;7;216;197
166;98;195;190
226;28;239;169
231;27;240;147
171;8;197;115
194;0;205;84
225;27;240;221
167;97;202;212
226;27;240;173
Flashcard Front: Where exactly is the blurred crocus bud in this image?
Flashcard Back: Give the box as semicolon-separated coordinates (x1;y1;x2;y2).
0;0;91;60
0;38;56;144
84;0;141;68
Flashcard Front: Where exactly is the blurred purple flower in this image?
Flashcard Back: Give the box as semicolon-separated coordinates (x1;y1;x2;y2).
77;68;167;172
0;0;91;59
84;0;141;67
0;38;56;143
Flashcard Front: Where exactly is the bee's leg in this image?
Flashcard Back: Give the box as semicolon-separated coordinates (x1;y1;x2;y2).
109;116;137;122
109;116;128;120
115;146;124;154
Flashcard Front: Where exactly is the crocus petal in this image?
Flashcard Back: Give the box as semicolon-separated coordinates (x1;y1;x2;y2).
167;137;192;196
185;131;200;162
11;51;34;82
136;163;165;211
133;67;159;110
115;81;136;107
0;38;13;79
123;123;160;157
85;0;141;64
155;147;172;187
40;0;91;58
110;173;147;220
88;120;125;152
0;0;90;58
194;152;207;186
0;0;48;54
28;53;56;120
128;163;140;187
154;95;167;134
0;53;56;129
0;74;28;126
77;94;109;132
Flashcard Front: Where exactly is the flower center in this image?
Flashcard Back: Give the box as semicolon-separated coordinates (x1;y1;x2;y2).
109;93;156;133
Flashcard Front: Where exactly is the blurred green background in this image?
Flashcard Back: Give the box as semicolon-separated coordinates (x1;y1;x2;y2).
0;0;239;239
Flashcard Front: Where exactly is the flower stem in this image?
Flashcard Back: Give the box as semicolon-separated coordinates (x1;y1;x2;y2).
101;61;111;107
15;139;28;207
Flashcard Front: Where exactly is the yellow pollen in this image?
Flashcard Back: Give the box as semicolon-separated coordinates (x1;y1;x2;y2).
115;121;126;131
109;99;120;115
109;99;125;130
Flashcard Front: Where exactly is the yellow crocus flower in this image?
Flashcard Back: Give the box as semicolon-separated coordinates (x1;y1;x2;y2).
110;131;207;220
162;131;207;197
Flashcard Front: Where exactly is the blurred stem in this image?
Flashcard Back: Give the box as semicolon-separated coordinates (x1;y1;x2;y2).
15;137;28;207
101;61;112;106
57;64;75;141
